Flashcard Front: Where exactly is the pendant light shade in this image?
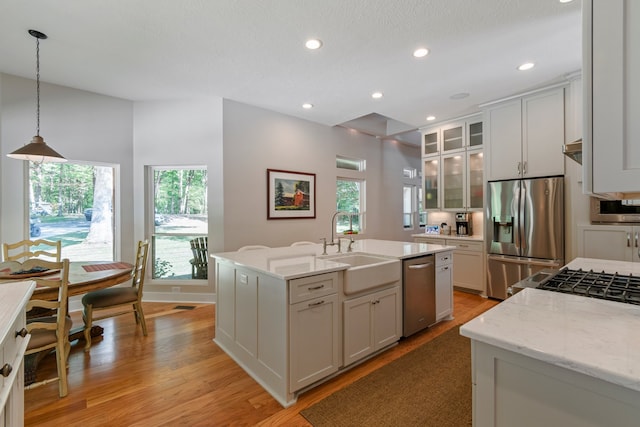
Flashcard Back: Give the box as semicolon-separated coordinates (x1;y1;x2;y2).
7;29;66;163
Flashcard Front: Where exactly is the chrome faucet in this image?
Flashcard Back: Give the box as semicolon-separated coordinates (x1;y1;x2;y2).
323;211;350;254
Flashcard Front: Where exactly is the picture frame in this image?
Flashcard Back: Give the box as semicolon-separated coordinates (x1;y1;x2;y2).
267;169;316;219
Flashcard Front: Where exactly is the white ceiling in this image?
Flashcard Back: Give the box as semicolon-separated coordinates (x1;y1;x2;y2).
0;0;582;143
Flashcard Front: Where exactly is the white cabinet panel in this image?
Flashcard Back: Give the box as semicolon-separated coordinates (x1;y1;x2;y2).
435;251;453;322
577;224;640;263
586;0;640;195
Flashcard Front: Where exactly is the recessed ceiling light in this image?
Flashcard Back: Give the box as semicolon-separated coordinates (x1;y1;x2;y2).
450;92;470;100
559;0;573;3
518;62;535;71
413;48;429;58
302;103;313;109
305;39;323;50
426;116;436;121
371;92;383;99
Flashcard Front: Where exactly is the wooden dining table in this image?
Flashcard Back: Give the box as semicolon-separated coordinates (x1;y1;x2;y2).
0;260;134;385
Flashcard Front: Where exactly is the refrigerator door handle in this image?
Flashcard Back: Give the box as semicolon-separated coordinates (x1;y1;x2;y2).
487;254;562;268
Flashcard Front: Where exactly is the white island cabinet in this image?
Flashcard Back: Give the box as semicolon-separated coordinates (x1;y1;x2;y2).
461;258;640;427
1;281;35;427
212;239;454;407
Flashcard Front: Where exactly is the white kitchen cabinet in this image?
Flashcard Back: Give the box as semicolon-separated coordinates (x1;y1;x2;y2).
435;251;453;322
470;340;640;427
577;224;640;263
484;87;565;181
343;286;401;367
413;236;485;294
289;294;340;392
421;114;483;212
1;281;34;427
584;0;640;195
216;261;342;406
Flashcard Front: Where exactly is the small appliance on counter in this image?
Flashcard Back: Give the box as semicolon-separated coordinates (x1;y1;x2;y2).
455;212;472;236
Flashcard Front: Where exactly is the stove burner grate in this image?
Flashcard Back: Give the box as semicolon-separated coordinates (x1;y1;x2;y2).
537;267;640;305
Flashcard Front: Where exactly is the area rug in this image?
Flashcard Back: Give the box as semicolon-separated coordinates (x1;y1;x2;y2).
300;326;472;427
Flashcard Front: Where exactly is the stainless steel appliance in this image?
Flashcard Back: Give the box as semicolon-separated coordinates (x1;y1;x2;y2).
455;212;472;236
486;176;564;300
535;267;640;305
402;255;435;337
590;197;640;223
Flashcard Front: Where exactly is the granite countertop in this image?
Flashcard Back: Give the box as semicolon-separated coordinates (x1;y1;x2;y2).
212;238;455;280
461;257;640;392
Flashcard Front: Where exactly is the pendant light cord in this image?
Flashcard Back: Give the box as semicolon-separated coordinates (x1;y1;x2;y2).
36;35;41;137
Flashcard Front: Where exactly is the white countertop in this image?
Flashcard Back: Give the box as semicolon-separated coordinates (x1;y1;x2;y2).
411;233;484;242
212;238;454;280
1;280;36;343
461;257;640;392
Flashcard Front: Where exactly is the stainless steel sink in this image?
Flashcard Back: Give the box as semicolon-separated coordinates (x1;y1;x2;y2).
323;253;401;295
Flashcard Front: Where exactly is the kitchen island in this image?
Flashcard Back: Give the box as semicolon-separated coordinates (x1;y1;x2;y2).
212;239;453;407
460;258;640;427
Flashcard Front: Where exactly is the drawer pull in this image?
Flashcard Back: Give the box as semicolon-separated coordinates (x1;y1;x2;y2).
308;300;325;307
1;363;12;378
458;244;468;248
16;327;28;338
308;284;325;291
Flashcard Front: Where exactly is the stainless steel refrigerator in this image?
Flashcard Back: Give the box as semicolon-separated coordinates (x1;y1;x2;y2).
486;176;564;299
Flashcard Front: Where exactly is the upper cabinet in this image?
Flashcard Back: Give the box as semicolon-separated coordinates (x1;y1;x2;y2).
484;87;565;181
584;0;640;196
421;114;483;211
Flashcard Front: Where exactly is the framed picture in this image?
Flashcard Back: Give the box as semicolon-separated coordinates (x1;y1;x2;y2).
267;169;316;219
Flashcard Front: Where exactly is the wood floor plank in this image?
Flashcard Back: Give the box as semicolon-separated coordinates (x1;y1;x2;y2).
24;292;498;426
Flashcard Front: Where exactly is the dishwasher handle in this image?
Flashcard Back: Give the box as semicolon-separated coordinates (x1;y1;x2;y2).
408;262;434;270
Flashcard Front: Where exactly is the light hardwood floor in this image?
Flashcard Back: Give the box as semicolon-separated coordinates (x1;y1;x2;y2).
24;291;499;426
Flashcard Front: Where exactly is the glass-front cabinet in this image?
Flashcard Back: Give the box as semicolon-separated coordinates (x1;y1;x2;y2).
421;114;483;212
423;156;440;210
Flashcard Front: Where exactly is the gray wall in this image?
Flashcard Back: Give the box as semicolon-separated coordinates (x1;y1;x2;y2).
222;99;422;250
0;74;422;301
0;73;134;262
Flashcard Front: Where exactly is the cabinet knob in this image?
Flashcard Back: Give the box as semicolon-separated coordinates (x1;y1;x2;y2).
16;327;28;338
1;363;12;378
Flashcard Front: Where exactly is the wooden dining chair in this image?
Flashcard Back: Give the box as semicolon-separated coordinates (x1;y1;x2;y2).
189;237;208;279
3;238;61;262
82;240;150;352
24;258;72;398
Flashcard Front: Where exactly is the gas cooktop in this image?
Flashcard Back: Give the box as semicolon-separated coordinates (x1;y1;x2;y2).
537;267;640;305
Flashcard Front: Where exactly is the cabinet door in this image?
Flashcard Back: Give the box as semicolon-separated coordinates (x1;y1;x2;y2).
422;128;440;156
522;88;565;178
441;121;465;153
215;262;236;342
467;149;484;210
343;294;375;366
452;249;485;292
442;153;465;210
235;270;258;357
423;156;440;210
372;287;401;350
588;0;640;193
468;119;483;148
577;224;635;262
435;263;453;321
485;100;523;181
289;294;340;391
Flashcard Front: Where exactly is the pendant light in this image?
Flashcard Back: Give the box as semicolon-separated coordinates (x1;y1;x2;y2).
7;29;66;163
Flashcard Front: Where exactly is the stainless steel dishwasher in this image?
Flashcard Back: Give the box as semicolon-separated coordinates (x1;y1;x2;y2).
402;254;436;337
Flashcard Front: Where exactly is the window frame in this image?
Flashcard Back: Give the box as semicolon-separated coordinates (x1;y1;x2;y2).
147;165;208;284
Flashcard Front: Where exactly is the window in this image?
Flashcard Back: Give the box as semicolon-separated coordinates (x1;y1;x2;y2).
150;166;208;280
337;155;366;172
336;178;364;233
402;167;424;230
28;161;116;261
403;185;414;229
